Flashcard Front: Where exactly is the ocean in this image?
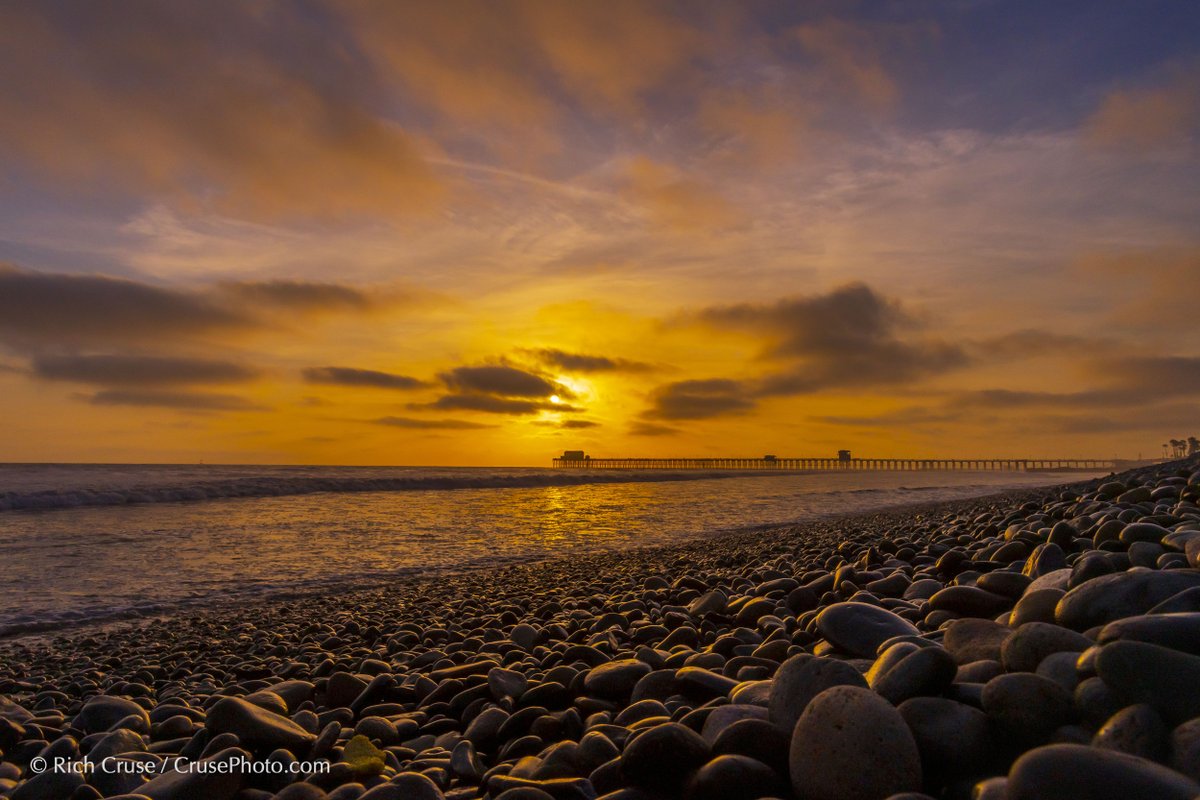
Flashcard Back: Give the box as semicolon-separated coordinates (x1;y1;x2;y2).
0;464;1102;637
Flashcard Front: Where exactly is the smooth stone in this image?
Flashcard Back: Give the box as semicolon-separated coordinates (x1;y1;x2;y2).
1026;568;1072;593
1171;717;1200;783
699;704;768;745
1148;587;1200;614
981;673;1073;742
897;697;991;777
1000;622;1092;673
815;602;919;658
584;659;652;701
1055;571;1200;630
140;746;247;800
711;718;790;774
1094;640;1200;723
1120;522;1171;545
1092;704;1169;760
1097;612;1200;655
205;697;315;754
789;686;921;800
769;653;867;732
927;586;1010;618
870;646;956;704
87;728;147;760
1007;743;1200;799
1009;589;1064;627
488;667;528;700
621;722;709;793
362;773;444;800
943;619;1011;665
74;696;150;734
687;754;784;800
9;770;84;800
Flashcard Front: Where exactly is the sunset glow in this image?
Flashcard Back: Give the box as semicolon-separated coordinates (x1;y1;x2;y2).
1;2;1197;464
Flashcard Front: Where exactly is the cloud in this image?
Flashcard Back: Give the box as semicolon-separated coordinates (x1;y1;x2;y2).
967;329;1101;360
629;421;680;436
219;281;374;314
0;265;249;347
793;18;905;112
32;354;258;386
418;394;579;415
440;365;570;398
528;348;654;373
87;390;267;411
372;416;494;430
303;366;428;390
0;4;443;220
1087;68;1200;150
619;157;744;232
695;283;967;395
557;419;600;429
643;378;755;420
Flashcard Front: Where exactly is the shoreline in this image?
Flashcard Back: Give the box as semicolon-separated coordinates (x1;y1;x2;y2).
0;481;1079;644
0;459;1197;799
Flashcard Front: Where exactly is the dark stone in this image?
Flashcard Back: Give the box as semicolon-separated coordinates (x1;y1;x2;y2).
789;686;921;800
1006;743;1200;799
943;618;1011;665
768;653;867;732
981;673;1073;743
815;602;919;658
621;723;709;793
584;659;652;701
898;697;992;778
1092;704;1169;761
869;646;956;704
205;696;315;754
1000;622;1092;673
686;755;784;800
1097;612;1200;655
1055;571;1200;630
1094;640;1200;723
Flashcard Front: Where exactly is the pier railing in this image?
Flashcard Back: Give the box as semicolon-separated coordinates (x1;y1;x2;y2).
551;457;1129;472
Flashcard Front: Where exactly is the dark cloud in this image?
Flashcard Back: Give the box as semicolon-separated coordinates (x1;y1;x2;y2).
418;395;581;415
87;390;267;411
695;283;968;395
302;366;428;390
372;416;495;430
643;378;755;420
33;354;258;386
557;419;600;429
528;348;655;373
629;421;680;436
220;281;373;313
968;329;1101;360
0;265;249;347
440;365;570;398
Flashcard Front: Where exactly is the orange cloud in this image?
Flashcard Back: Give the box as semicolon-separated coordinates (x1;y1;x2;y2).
619;157;744;232
794;19;901;111
1087;68;1200;149
0;4;443;221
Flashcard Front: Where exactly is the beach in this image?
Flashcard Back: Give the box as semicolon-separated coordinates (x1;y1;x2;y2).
0;458;1198;799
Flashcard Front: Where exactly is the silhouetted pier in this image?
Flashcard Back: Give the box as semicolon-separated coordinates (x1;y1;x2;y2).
553;452;1132;472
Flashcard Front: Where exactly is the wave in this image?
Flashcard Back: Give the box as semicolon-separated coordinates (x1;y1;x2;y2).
0;469;779;513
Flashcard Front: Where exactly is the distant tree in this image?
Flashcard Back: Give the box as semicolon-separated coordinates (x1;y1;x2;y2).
1189;436;1200;456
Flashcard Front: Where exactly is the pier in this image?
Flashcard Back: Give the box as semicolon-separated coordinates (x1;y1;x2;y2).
553;451;1136;472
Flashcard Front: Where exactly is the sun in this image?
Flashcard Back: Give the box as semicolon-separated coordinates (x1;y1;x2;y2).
549;394;563;404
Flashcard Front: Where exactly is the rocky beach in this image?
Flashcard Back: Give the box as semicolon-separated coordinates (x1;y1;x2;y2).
2;457;1200;800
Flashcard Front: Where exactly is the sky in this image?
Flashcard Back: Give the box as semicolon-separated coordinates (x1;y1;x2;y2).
1;0;1198;465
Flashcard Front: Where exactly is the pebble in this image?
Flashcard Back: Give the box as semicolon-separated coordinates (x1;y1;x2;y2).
789;686;921;800
1006;743;1200;799
769;653;867;732
815;602;920;658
